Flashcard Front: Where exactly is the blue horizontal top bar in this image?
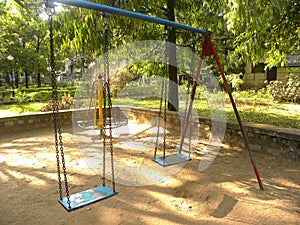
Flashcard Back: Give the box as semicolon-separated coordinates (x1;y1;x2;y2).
49;0;209;35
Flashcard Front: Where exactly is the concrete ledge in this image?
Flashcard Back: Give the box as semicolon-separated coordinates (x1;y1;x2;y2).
0;107;299;162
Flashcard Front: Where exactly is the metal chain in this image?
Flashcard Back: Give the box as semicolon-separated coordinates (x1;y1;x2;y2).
48;13;71;208
163;76;167;159
101;18;108;187
154;76;164;158
105;19;116;192
188;33;197;158
154;27;169;159
162;26;169;159
102;13;115;191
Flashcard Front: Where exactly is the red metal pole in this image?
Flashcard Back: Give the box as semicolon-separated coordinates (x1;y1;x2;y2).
178;50;205;154
205;35;264;190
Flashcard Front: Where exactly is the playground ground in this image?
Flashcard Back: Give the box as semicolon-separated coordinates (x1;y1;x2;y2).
0;126;299;225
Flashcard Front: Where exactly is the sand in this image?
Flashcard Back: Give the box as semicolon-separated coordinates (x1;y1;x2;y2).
0;126;299;225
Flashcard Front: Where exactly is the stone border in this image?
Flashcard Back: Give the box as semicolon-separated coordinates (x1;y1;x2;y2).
0;107;299;162
0;110;72;134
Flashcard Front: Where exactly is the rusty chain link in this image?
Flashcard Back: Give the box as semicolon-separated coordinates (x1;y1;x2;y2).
102;13;115;191
48;12;71;208
154;26;169;160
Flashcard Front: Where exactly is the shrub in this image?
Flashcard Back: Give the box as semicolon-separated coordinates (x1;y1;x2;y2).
28;90;53;101
266;74;300;103
41;93;74;112
110;68;137;97
61;93;74;109
1;89;12;99
16;87;76;102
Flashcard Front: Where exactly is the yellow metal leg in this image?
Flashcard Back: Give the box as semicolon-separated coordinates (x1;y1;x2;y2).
98;81;103;129
94;79;104;130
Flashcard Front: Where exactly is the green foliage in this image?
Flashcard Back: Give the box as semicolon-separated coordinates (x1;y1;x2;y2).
0;78;13;100
266;74;300;103
14;86;76;102
192;88;299;129
225;0;299;67
226;104;300;129
219;73;244;92
0;0;51;89
14;91;30;104
231;88;272;105
115;75;164;99
28;91;53;102
0;102;47;114
0;89;12;99
110;67;138;97
2;0;299;115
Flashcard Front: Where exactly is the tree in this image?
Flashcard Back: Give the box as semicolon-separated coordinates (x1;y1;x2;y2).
0;0;49;88
6;0;236;90
41;0;234;109
225;0;300;68
166;0;178;111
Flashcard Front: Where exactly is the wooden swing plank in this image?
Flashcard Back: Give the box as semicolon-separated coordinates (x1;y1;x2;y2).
58;185;117;212
152;153;191;167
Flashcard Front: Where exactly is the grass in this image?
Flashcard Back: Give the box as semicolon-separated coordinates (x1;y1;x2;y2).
192;93;300;129
0;102;47;116
225;102;300;129
1;90;299;129
113;90;300;129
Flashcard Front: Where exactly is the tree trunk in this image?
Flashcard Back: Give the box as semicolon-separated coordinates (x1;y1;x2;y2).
70;60;75;86
5;73;10;85
167;0;178;111
36;37;41;88
37;72;41;88
15;72;18;88
25;70;29;88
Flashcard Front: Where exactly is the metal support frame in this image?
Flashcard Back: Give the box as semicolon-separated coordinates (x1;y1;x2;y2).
48;0;264;191
179;35;264;190
48;0;209;35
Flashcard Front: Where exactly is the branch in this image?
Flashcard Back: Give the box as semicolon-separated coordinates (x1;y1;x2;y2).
14;0;26;9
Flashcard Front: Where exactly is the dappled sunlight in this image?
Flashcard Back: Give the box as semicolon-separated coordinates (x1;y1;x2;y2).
0;170;9;182
217;181;255;195
0;154;5;163
213;174;300;220
156;176;181;187
5;169;47;187
142;217;184;225
1;143;53;169
0;126;299;224
5;155;45;168
67;159;99;175
1;143;16;148
37;171;61;181
146;190;199;217
0;129;96;189
113;121;153;138
269;182;290;191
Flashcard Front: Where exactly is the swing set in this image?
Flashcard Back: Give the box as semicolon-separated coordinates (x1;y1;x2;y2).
46;0;264;212
152;27;194;167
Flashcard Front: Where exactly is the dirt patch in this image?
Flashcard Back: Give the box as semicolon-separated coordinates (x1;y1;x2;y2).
0;126;299;225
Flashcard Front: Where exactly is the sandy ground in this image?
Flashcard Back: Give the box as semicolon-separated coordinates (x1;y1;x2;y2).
0;126;299;225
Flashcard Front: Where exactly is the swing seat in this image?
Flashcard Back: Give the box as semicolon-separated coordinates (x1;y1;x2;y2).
59;185;117;212
152;153;191;167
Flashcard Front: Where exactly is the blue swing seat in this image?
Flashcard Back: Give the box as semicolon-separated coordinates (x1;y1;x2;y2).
152;153;191;167
59;185;117;212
